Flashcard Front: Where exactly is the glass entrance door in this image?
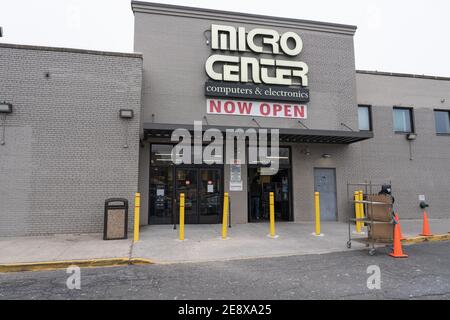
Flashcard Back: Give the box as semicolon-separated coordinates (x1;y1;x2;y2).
175;168;222;224
176;168;198;224
149;166;174;225
248;168;292;222
199;168;222;224
149;144;224;225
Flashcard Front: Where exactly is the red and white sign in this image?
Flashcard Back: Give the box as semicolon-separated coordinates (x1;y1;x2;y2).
206;99;307;119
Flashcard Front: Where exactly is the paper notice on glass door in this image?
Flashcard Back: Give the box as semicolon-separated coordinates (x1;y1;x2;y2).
230;160;243;191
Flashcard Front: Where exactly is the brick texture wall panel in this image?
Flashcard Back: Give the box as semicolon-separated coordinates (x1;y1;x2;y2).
0;44;143;236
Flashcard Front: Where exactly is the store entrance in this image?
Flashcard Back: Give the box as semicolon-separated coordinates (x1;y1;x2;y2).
175;168;222;224
248;168;292;222
149;166;222;225
149;144;223;225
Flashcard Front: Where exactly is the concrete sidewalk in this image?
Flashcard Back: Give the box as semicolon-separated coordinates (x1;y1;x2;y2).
133;222;361;264
0;219;449;268
132;219;450;263
0;234;132;264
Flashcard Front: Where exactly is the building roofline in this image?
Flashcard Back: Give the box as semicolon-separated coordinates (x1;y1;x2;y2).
131;1;357;36
357;70;450;82
0;42;143;59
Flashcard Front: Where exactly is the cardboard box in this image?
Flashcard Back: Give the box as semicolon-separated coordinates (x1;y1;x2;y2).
370;223;394;242
365;194;393;222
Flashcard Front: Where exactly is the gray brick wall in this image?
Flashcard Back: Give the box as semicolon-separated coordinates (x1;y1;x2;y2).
0;44;143;236
291;73;450;222
354;72;450;220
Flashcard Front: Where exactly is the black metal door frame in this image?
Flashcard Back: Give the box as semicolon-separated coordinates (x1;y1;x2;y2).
148;143;224;225
174;166;223;224
247;145;293;223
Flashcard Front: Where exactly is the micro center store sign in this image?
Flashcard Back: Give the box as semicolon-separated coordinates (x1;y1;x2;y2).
208;99;307;119
204;24;309;119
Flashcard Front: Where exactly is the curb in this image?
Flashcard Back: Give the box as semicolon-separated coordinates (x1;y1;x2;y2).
0;257;154;274
1;233;449;273
402;233;450;245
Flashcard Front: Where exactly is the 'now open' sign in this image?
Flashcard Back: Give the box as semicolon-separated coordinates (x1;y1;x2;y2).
206;99;307;119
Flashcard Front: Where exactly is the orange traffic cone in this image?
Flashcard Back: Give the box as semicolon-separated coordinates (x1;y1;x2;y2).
390;222;408;258
419;210;433;237
394;213;406;241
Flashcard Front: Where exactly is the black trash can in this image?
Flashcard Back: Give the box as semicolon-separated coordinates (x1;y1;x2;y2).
104;198;128;240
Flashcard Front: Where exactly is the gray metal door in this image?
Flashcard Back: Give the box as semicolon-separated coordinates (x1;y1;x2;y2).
314;168;337;221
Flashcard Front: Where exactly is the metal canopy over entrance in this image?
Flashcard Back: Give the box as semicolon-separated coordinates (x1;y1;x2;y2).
143;122;373;145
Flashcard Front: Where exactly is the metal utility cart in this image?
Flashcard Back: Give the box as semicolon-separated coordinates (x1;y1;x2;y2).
346;181;395;256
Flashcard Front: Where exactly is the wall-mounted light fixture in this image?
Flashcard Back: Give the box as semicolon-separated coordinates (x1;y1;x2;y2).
301;148;311;156
1;102;13;146
119;109;134;119
0;26;3;38
322;154;332;159
119;109;134;149
203;30;211;46
0;102;13;114
406;133;417;161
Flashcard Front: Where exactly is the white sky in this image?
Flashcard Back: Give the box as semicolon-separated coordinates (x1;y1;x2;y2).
1;0;449;76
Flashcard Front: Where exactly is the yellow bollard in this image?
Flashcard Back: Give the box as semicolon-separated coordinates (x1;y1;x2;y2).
133;192;140;243
354;191;361;233
269;192;276;238
314;192;322;236
222;193;229;240
359;190;365;223
179;193;185;241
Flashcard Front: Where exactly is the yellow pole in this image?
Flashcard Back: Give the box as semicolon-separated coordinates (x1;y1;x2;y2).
269;192;276;238
179;193;185;241
354;191;361;233
359;190;365;222
314;192;321;236
222;193;229;240
133;192;140;243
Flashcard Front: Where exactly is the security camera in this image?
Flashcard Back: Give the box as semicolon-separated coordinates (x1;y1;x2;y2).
419;201;429;209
